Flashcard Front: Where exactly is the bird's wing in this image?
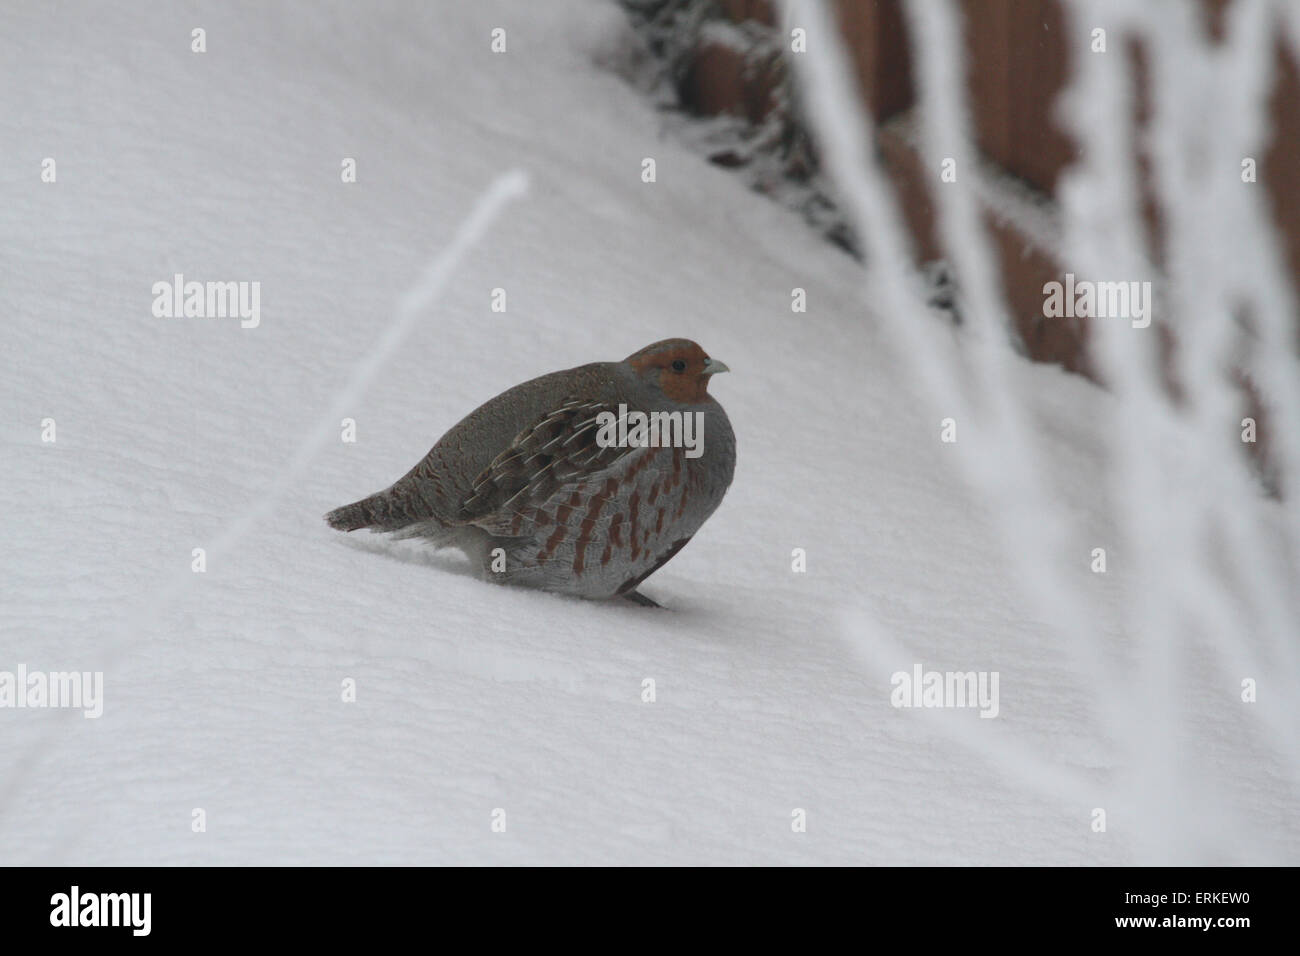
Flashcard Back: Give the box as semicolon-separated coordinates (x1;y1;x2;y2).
455;397;639;528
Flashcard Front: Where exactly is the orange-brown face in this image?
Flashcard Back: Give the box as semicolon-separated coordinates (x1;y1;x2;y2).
625;339;730;404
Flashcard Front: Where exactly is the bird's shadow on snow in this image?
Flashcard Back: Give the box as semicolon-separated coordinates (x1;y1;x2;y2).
327;530;754;629
333;532;478;579
330;532;730;620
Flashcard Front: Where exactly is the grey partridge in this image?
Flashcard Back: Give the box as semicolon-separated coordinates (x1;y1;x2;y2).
326;339;735;606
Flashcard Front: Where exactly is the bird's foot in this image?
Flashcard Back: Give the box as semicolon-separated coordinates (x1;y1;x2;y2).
621;589;663;609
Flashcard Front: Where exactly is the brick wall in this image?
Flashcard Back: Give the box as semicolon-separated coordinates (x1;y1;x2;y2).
679;0;1300;382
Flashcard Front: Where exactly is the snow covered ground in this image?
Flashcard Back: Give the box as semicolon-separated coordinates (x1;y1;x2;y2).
2;0;1295;865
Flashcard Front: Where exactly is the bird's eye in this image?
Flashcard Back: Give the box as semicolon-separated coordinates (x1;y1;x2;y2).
671;359;687;372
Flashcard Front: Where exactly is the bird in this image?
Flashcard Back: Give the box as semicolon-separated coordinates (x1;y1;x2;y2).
325;338;735;607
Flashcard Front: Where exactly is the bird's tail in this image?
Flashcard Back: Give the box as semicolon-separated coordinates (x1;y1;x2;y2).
324;495;385;532
325;488;433;533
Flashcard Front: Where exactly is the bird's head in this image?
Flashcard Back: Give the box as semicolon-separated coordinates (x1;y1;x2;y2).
624;339;730;404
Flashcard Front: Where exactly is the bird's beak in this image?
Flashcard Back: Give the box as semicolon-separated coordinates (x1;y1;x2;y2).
701;358;730;375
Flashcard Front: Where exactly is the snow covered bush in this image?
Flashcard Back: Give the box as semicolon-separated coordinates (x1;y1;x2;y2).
780;0;1300;863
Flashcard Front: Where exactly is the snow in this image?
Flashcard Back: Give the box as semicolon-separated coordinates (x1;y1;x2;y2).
2;0;1296;865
